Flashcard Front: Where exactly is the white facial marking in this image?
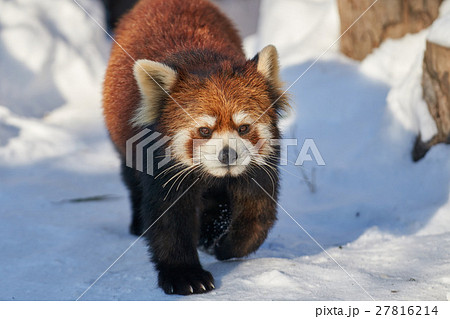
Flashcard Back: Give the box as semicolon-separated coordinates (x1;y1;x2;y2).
171;129;191;165
232;111;254;125
198;115;217;127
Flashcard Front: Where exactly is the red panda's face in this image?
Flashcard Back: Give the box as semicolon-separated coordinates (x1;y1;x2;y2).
163;71;277;177
132;45;287;178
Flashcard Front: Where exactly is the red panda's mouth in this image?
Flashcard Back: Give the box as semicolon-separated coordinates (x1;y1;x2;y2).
201;162;249;177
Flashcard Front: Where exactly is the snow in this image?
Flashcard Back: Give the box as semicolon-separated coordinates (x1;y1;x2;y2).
428;0;450;47
1;0;449;301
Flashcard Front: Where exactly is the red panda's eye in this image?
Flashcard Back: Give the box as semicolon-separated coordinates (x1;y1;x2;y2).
199;127;212;138
238;124;250;135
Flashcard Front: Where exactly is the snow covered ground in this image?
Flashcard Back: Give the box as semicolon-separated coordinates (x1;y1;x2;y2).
0;0;449;301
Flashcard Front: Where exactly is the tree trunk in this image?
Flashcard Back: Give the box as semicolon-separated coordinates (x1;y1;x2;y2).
413;40;450;161
338;0;442;61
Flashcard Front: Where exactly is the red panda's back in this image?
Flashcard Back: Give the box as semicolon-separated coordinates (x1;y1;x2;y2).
103;0;245;155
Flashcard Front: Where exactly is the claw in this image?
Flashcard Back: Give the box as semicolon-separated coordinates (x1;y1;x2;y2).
199;283;206;291
189;285;193;294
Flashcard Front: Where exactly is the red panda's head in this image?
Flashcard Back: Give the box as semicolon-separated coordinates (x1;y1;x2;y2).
132;45;288;177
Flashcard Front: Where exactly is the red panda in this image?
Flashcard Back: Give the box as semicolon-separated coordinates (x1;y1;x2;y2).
103;0;288;295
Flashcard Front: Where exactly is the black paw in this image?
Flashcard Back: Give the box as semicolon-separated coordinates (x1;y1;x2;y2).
214;234;236;261
158;266;215;295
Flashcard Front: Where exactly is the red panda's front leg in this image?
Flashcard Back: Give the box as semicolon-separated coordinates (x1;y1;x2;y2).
214;181;278;260
140;176;215;295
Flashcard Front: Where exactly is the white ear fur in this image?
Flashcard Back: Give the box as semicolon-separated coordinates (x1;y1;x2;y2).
132;59;177;126
256;45;281;88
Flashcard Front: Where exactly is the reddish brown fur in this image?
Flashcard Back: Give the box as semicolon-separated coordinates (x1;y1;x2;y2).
103;0;254;154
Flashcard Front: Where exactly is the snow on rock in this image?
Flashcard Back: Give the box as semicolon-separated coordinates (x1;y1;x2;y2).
428;0;450;47
362;31;438;142
361;32;428;86
428;16;450;47
356;0;450;143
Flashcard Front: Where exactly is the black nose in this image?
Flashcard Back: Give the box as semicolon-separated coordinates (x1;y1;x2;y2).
218;146;238;165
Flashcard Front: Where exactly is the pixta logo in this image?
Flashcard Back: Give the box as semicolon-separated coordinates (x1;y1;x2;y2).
126;128;325;176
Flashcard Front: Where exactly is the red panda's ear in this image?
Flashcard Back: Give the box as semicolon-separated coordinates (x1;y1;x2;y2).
254;45;281;89
132;59;178;127
253;45;291;115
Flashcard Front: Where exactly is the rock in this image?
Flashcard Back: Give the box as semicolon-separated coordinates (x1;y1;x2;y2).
338;0;442;60
413;40;450;161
